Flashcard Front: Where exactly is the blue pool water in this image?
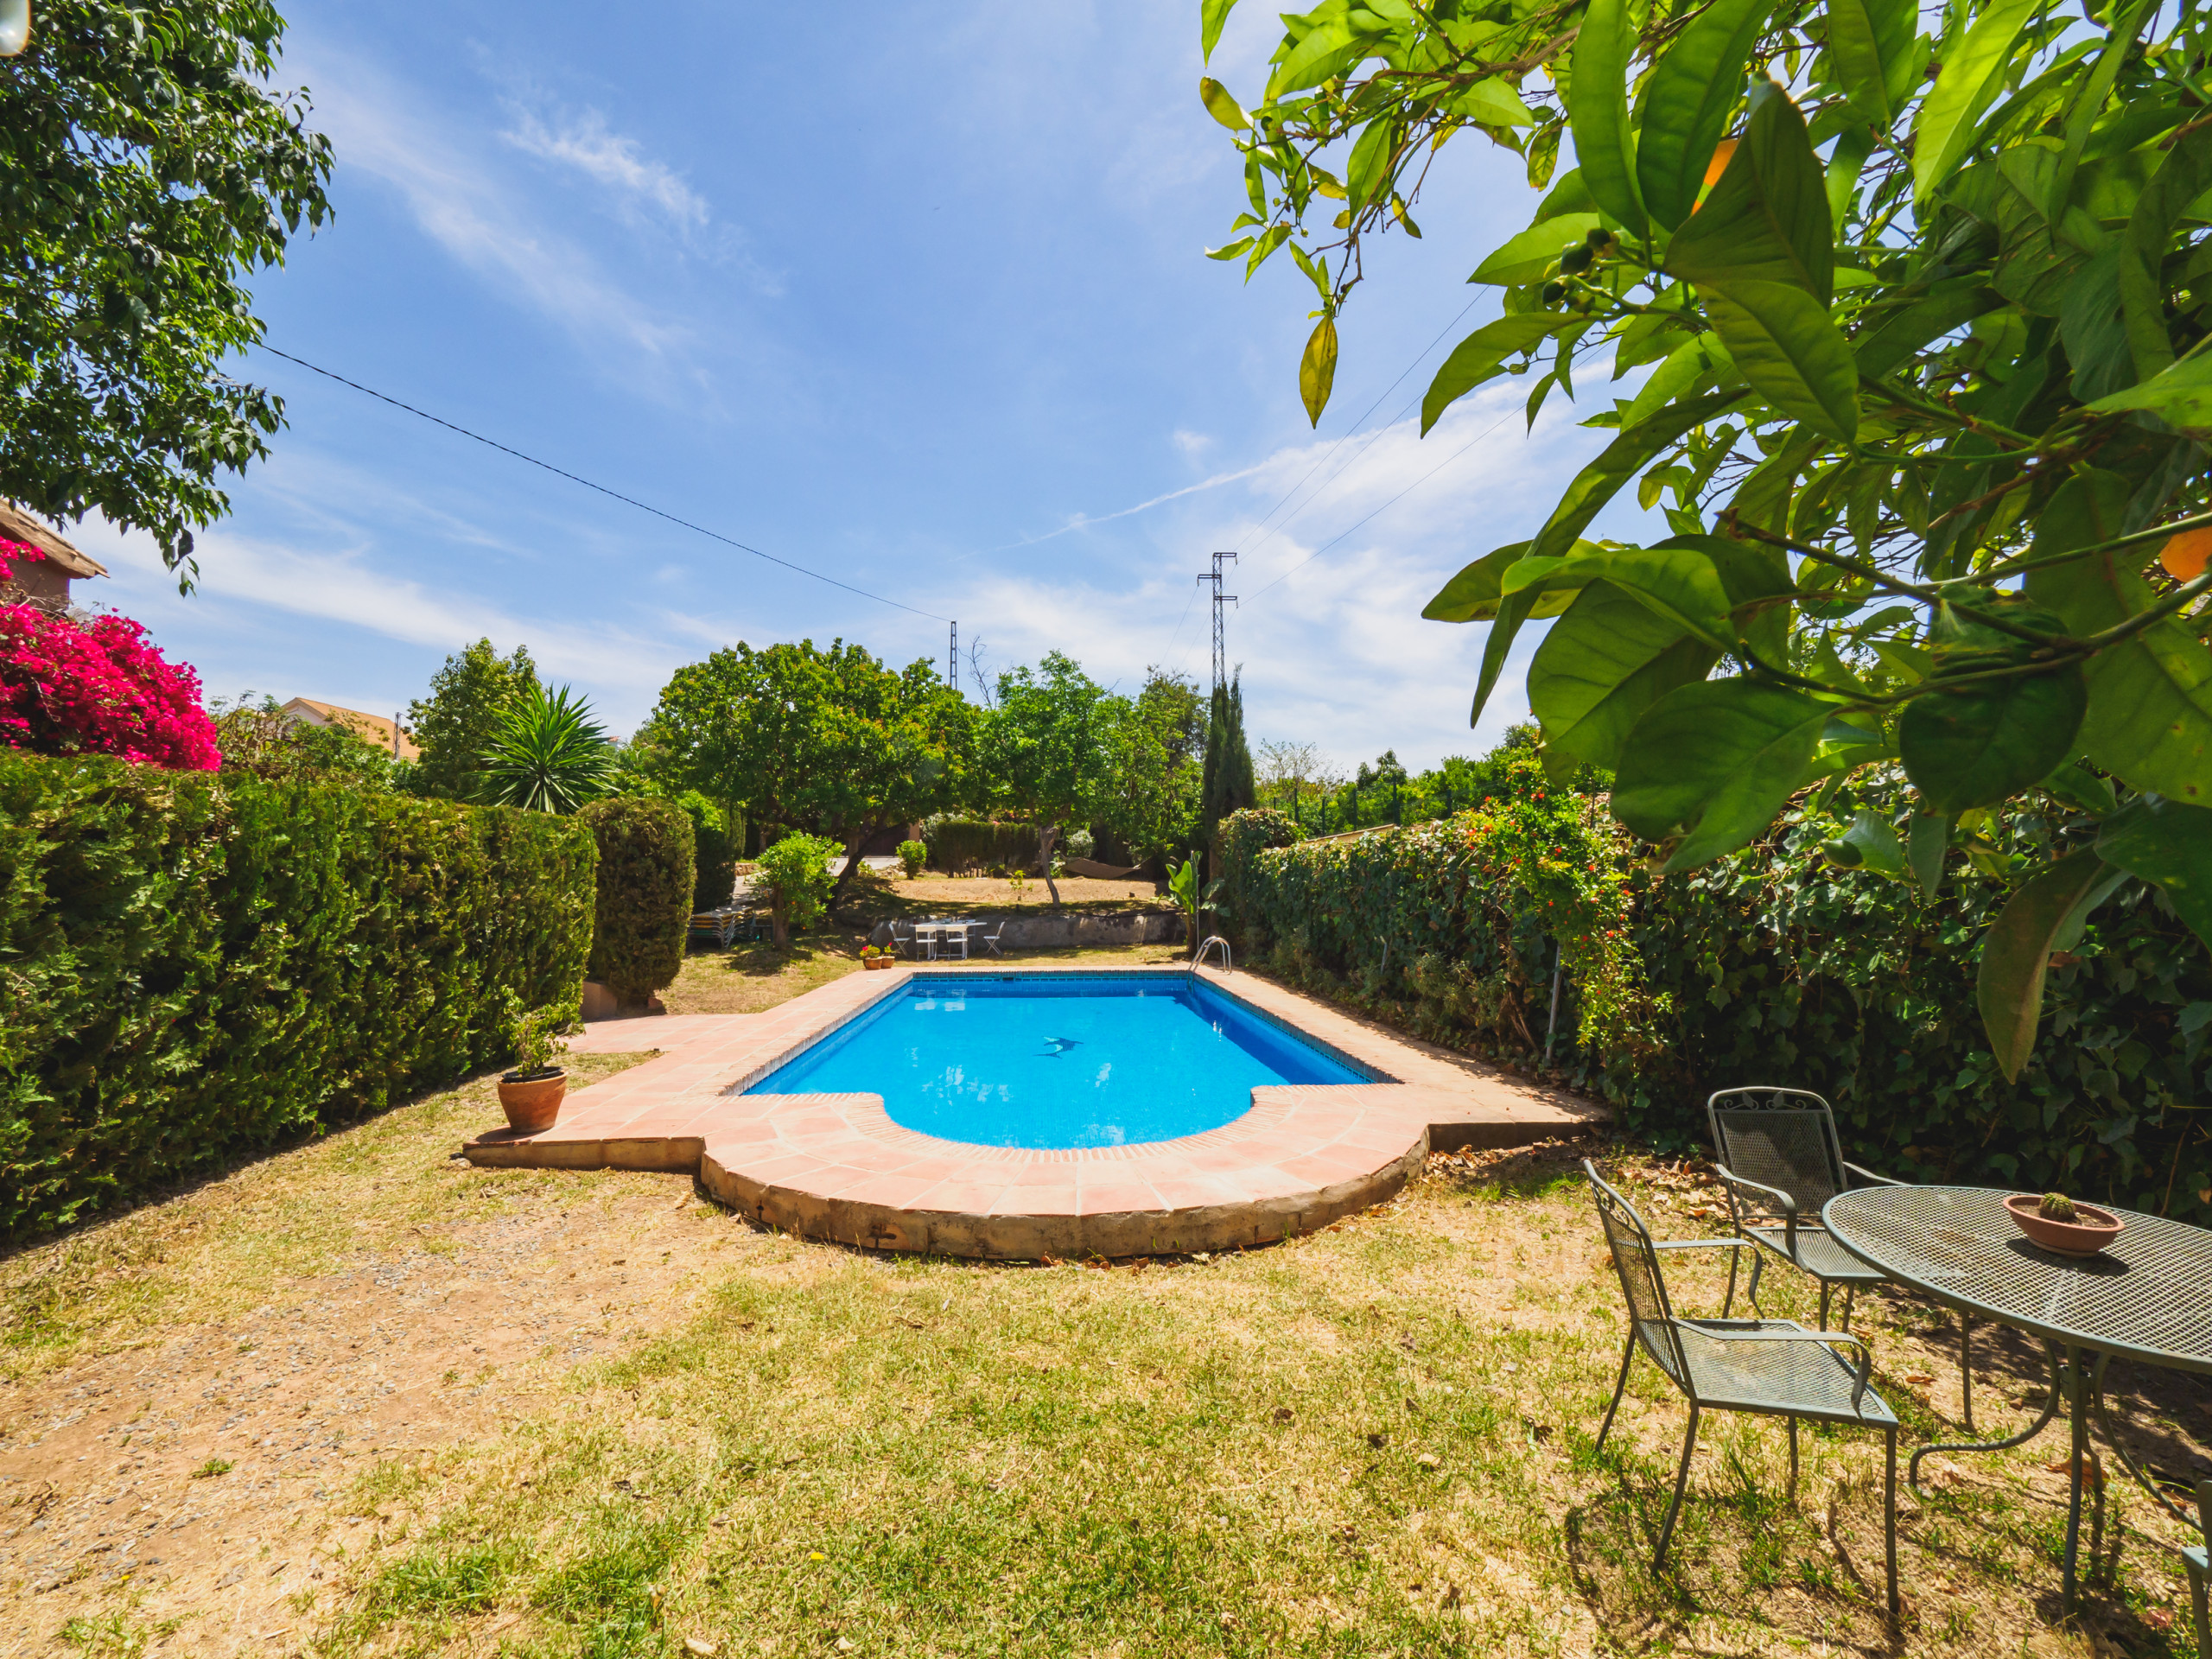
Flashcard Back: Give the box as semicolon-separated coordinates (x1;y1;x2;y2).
744;974;1370;1148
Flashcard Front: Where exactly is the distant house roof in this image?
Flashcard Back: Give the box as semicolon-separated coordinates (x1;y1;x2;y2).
280;697;422;762
0;500;106;580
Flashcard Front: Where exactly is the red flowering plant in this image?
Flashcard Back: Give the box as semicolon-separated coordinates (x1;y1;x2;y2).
0;590;220;770
0;537;45;585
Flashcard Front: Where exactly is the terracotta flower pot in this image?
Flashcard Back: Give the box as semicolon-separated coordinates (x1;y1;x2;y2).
863;956;896;971
497;1068;567;1134
2005;1193;2125;1257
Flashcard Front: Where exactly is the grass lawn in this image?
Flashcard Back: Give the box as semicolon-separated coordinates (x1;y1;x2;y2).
4;953;2206;1657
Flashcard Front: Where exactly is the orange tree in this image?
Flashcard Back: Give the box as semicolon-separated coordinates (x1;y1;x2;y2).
1200;0;2212;1075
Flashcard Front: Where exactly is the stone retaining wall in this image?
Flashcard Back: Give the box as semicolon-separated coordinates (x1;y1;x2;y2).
870;908;1184;953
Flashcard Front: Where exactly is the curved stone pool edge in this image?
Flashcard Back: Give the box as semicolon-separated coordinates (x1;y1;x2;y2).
463;963;1606;1259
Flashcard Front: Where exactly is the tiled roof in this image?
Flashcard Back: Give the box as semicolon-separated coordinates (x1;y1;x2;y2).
279;697;423;761
0;500;105;579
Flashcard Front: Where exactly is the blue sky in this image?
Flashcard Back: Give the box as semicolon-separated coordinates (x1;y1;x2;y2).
73;0;1627;773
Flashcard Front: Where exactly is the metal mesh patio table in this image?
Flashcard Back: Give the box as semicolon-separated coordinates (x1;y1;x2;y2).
1825;1185;2212;1611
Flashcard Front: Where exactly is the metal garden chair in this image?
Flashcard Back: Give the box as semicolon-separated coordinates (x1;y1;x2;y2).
1707;1088;1904;1334
1585;1160;1900;1618
888;920;918;960
976;920;1007;958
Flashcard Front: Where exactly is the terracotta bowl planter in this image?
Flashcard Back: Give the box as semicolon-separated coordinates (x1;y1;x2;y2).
497;1068;568;1134
863;956;896;971
2005;1193;2125;1257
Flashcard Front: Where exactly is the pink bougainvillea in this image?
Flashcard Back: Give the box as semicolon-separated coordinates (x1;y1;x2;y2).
0;602;221;770
0;537;46;584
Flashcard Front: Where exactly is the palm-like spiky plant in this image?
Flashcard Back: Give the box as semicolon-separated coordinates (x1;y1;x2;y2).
477;682;614;813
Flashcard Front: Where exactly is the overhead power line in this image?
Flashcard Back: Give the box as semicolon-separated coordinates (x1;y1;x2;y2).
1244;335;1612;605
1168;297;1482;679
251;344;953;624
1233;295;1481;561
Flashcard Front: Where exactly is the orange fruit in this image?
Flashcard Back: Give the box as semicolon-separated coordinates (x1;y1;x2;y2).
1702;139;1738;189
2161;526;2212;581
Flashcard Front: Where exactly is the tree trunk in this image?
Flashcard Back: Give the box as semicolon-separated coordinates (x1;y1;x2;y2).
829;820;880;915
1039;823;1061;906
771;903;790;948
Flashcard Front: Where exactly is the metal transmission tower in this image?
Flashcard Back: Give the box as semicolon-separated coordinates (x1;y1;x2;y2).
1198;551;1238;694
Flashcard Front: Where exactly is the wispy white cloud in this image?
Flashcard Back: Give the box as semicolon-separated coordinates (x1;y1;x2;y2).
500;102;710;240
926;381;1613;767
300;62;691;366
77;516;677;704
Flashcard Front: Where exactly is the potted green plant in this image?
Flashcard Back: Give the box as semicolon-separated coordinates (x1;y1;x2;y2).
2004;1191;2126;1257
861;943;897;972
498;1003;570;1133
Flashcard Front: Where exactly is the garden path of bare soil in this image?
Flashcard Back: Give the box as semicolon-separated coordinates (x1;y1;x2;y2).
0;1053;731;1656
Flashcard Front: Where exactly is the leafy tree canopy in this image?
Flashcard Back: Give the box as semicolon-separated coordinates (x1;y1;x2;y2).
407;638;537;802
979;652;1133;903
650;639;973;904
1202;0;2212;1072
1;1;333;574
1115;666;1210;861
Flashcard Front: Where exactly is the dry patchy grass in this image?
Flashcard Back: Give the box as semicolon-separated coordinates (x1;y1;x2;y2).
6;1133;2207;1658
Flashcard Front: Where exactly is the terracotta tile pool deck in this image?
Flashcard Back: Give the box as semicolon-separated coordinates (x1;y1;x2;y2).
464;963;1605;1257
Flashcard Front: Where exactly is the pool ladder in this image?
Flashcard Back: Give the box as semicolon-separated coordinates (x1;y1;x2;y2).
1194;935;1232;971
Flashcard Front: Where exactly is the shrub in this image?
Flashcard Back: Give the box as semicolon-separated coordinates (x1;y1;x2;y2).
1219;757;2212;1224
673;791;738;909
210;694;402;789
755;831;839;944
1222;750;1646;1060
0;753;596;1240
0;605;219;769
479;683;613;813
577;797;695;1005
896;838;927;879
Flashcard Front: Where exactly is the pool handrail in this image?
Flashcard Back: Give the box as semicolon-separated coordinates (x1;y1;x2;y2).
1195;935;1232;971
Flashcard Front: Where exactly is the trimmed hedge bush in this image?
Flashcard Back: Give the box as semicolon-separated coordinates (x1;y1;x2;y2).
674;791;738;911
0;753;596;1240
579;796;695;1004
925;819;1039;874
1220;758;2212;1224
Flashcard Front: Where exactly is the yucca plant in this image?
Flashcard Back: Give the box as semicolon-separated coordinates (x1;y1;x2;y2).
478;683;614;814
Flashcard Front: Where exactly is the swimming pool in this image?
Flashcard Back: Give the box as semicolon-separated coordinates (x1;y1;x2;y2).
743;972;1373;1149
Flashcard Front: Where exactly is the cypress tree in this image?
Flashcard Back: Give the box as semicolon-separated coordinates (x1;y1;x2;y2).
1199;671;1256;867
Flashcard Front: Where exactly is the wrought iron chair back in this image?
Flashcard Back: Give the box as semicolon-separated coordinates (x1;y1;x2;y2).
1587;1165;1691;1394
1707;1087;1848;1223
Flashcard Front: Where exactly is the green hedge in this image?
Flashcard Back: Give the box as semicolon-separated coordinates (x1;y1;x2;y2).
925;820;1040;874
0;753;597;1240
580;796;694;1003
674;791;737;910
1220;760;2212;1224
